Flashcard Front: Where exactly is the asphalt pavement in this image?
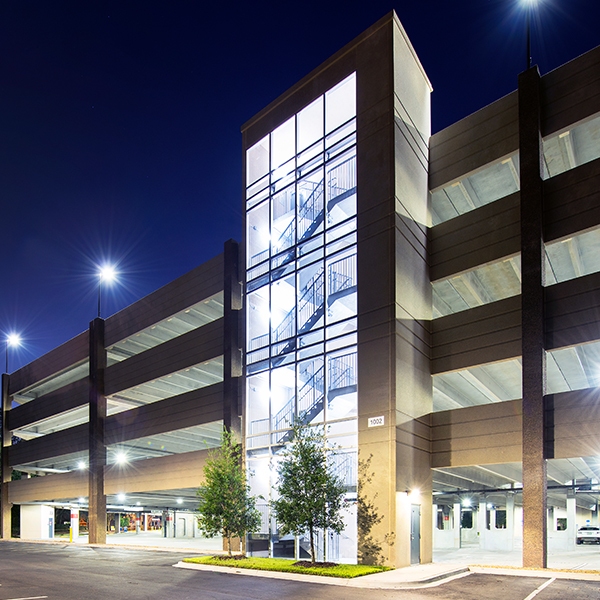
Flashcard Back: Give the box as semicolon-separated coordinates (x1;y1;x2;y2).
2;540;600;599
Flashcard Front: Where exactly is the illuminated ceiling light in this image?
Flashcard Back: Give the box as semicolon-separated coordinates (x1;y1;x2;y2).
408;489;420;501
462;498;472;508
176;498;183;505
78;497;86;504
77;461;87;470
117;493;126;502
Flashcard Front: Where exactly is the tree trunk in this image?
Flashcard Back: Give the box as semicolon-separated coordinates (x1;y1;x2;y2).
309;528;315;564
228;534;232;557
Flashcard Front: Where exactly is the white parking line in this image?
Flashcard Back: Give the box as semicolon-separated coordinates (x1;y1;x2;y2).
523;577;556;600
3;596;48;600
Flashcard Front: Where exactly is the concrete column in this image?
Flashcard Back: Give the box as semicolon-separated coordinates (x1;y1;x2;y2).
88;318;107;544
135;514;140;534
223;239;242;438
567;492;576;547
1;373;11;538
478;500;487;549
70;507;80;541
453;503;461;549
507;493;515;551
519;66;547;569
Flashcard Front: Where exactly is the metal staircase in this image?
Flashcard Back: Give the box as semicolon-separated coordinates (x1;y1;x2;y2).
251;155;356;267
270;350;357;445
270;253;355;362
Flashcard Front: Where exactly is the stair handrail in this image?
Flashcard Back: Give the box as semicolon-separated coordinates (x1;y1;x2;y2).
327;155;356;201
328;254;356;296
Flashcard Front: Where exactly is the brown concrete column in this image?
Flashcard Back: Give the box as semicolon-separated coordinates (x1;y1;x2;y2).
519;66;547;569
224;239;243;554
1;373;11;538
223;239;243;439
88;317;107;544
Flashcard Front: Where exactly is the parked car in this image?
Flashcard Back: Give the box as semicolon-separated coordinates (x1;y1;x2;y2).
576;526;600;544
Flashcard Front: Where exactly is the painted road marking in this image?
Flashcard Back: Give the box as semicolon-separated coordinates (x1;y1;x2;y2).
523;577;556;600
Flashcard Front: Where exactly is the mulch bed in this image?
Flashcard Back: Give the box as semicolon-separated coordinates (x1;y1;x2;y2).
211;555;339;568
293;561;338;568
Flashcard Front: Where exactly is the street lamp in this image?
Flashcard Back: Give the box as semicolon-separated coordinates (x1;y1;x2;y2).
522;0;540;70
5;333;21;374
97;265;117;318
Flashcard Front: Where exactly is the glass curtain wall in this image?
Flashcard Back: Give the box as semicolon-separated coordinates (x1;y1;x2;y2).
245;73;358;562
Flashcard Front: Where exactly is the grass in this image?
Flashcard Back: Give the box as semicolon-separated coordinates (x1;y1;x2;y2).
182;555;392;578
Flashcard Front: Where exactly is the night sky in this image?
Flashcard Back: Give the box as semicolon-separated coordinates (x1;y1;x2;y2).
2;0;599;371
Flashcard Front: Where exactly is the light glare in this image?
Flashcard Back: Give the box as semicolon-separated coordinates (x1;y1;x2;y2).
115;451;128;465
408;489;420;501
7;333;21;347
99;265;117;283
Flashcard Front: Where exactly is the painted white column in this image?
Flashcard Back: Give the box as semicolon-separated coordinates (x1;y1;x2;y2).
453;503;461;549
478;501;487;550
135;514;140;534
567;495;576;547
506;493;515;551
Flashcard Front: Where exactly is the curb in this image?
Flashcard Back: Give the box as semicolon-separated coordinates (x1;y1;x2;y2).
173;561;471;589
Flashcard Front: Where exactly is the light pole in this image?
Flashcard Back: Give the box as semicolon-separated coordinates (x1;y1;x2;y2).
5;334;21;374
97;265;117;318
523;0;540;70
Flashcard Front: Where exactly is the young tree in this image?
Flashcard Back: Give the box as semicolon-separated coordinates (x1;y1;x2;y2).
197;428;261;556
271;420;347;564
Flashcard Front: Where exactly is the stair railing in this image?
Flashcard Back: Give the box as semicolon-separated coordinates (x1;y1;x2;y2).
327;155;356;201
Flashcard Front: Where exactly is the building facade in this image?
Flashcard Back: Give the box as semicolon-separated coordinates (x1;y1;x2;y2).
2;10;600;570
1;241;242;542
241;13;433;567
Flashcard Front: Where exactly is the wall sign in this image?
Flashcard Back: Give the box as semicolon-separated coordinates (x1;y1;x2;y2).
368;415;385;427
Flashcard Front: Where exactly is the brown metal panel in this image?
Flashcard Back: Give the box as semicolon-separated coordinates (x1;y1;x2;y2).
105;449;210;494
541;45;600;137
7;448;212;504
105;318;224;395
545;271;600;349
429;92;519;191
429;193;521;281
430;399;523;468
9;378;88;431
8;471;88;504
544;157;600;242
431;296;521;373
105;383;224;445
8;424;88;466
9;332;88;396
104;253;225;347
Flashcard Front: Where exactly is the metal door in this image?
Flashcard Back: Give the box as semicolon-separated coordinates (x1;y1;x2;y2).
410;504;420;564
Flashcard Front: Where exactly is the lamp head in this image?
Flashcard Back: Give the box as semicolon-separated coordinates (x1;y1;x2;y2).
6;333;21;348
99;265;117;283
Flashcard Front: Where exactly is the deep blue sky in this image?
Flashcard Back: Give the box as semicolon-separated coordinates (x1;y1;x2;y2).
1;0;599;371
